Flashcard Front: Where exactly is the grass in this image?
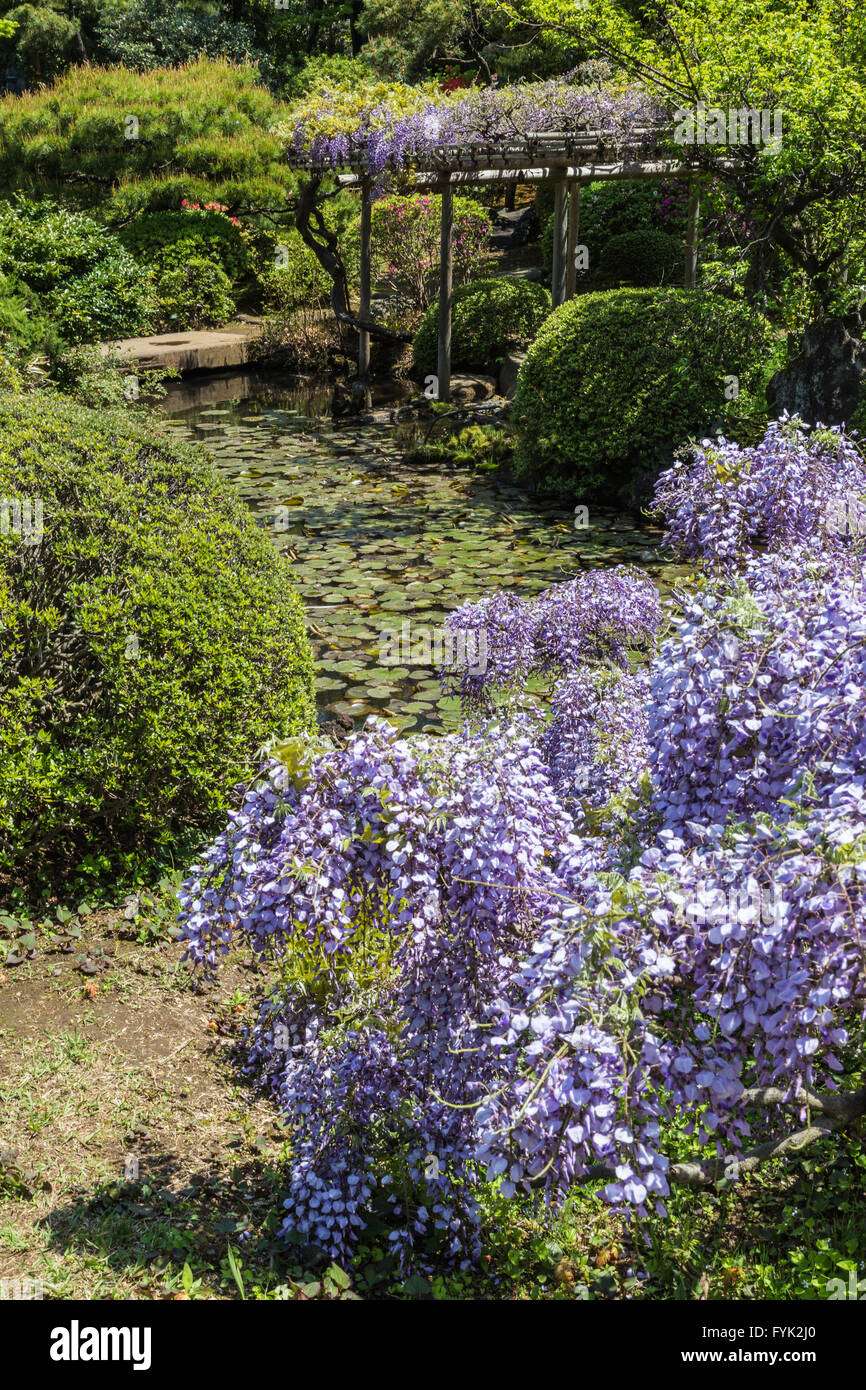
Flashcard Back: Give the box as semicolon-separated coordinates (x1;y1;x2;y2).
1;903;864;1301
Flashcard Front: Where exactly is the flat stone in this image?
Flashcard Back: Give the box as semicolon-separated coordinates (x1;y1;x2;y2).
450;373;497;402
101;322;265;373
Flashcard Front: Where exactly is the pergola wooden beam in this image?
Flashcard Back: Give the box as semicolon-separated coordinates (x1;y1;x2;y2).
437;178;454;403
551;180;568;308
336;159;709;190
358;180;372;381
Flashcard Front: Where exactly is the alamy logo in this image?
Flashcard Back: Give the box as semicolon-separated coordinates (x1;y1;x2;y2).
1;495;43;546
827;1270;866;1300
50;1321;152;1371
674;103;783;152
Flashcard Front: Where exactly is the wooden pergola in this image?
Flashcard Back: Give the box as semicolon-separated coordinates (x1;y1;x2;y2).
289;126;708;401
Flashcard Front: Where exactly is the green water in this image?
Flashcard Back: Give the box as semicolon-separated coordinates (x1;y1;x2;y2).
161;372;686;733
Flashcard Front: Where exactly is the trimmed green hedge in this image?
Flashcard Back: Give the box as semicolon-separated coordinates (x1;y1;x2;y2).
513;288;776;496
0;391;316;890
118;209;251;282
412;277;551;375
152;255;236;332
596;230;684;286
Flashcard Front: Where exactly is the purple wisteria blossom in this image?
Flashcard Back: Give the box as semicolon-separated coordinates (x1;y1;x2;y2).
178;422;866;1267
653;414;866;573
290;80;666;182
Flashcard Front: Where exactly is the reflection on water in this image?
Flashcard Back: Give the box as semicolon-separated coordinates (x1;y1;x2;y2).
159;371;685;733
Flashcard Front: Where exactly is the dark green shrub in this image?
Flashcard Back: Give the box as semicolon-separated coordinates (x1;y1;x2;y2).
0;270;58;359
513;287;776;495
541;180;666;270
596;230;684;286
153;256;236;331
0;390;316;890
412;277;551;375
0;197;155;343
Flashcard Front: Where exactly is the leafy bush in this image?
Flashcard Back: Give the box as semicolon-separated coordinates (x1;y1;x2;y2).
0;269;58;359
596;230;684;286
152;256;236;332
0;197;155;343
512;288;777;496
0;390;315;890
412;277;551;374
0;59;295;219
370;193;490;316
541;179;667;270
119;206;251;282
93;0;269;79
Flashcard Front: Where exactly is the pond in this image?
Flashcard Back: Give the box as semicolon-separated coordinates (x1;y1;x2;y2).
161;370;686;733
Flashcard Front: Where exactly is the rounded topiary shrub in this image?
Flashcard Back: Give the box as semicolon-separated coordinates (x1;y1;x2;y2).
412;277;551;375
119;208;251;282
0;391;316;890
513;288;776;496
153;255;236;331
596;230;684;286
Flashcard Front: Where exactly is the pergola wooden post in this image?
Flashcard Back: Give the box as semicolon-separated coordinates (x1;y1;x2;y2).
437;177;454;402
358;179;372;380
550;179;568;307
565;181;581;300
685;176;701;289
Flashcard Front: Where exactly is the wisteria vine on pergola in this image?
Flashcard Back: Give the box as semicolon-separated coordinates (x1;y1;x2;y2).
283;78;668;176
280;78;705;396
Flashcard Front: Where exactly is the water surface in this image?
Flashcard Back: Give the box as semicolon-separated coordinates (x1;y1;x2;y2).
161;372;684;732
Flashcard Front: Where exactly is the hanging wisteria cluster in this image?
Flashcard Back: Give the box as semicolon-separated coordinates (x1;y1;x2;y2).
284;78;666;178
440;566;662;711
653;414;866;574
179;420;866;1268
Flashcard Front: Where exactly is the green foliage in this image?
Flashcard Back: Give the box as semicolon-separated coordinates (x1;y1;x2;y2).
524;0;866;316
152;256;237;332
513;287;776;496
0;197;155;343
541;179;665;270
0;2;79;81
412;276;551;373
0;269;57;360
0;389;316;890
596;230;684;287
284;53;374;100
93;0;269;78
0;58;296;219
259;229;333;317
360;0;466;80
118;207;251;281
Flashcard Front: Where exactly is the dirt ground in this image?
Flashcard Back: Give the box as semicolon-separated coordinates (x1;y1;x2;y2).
0;913;303;1300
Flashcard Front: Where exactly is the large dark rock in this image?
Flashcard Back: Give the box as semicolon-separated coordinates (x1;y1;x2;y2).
489;204;538;250
766;301;865;427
